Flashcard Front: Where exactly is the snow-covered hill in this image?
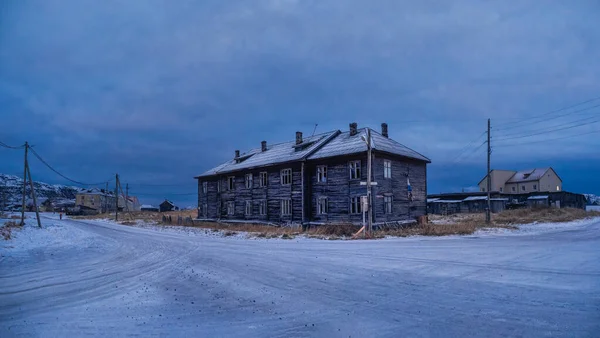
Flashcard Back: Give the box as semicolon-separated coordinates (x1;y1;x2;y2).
0;173;84;207
584;194;600;205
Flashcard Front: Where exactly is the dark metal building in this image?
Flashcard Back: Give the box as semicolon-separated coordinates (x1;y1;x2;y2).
195;123;431;226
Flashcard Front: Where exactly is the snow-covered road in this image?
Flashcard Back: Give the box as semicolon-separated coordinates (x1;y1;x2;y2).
1;215;599;337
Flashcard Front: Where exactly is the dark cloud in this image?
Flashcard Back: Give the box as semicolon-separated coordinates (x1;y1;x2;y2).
1;0;599;205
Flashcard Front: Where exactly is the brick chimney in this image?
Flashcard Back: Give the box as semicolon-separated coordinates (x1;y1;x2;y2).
349;122;358;136
296;131;303;145
261;141;267;152
381;123;388;138
235;150;240;158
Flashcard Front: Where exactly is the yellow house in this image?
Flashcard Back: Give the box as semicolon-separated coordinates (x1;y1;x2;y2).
478;168;562;194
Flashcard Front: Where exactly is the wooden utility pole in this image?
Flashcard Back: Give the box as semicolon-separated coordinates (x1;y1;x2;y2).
20;142;28;225
20;142;41;227
366;128;373;236
125;183;129;210
486;119;491;224
104;182;109;213
115;173;119;221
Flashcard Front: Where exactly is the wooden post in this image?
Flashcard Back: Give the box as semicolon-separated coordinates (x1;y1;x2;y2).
20;142;28;226
26;163;42;227
486;118;491;223
115;173;119;221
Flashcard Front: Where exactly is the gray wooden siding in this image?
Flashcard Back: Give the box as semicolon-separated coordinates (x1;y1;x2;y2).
198;153;427;224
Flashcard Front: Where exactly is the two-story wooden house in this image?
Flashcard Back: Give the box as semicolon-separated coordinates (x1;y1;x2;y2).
195;123;430;226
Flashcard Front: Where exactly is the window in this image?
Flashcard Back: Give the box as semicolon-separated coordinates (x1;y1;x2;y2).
245;201;252;215
499;187;503;192
217;179;221;192
203;203;208;217
227;201;235;215
350;197;362;214
227;176;235;190
533;184;537;190
481;188;485;192
91;197;95;206
259;200;267;215
281;169;292;185
512;186;516;192
384;196;393;214
281;199;292;215
384;160;392;179
521;186;526;191
317;166;327;183
245;174;253;189
349;161;361;180
259;172;268;187
556;185;560;191
317;197;328;215
202;181;208;193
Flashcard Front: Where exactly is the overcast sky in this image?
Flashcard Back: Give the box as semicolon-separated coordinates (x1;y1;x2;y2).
1;0;599;206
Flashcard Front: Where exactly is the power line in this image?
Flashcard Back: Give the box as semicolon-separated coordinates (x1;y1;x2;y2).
28;147;112;186
495;96;600;129
495;119;600;142
449;131;487;163
496;113;600;139
496;103;600;134
0;141;25;149
495;129;600;148
129;192;197;197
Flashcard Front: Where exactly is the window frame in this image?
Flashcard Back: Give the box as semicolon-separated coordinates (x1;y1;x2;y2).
511;186;516;192
521;186;526;191
281;199;292;215
349;160;361;180
259;172;268;187
245;201;252;215
533;184;537;190
349;196;362;214
384;196;393;214
281;168;292;186
227;201;235;215
259;200;267;215
383;160;392;179
317;165;327;183
245;174;253;189
317;197;328;215
202;203;208;217
202;181;208;194
227;176;235;191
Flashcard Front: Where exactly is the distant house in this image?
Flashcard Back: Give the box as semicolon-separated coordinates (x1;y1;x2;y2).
159;200;177;212
75;188;127;214
478;168;562;194
127;196;141;211
195;122;430;225
141;204;159;212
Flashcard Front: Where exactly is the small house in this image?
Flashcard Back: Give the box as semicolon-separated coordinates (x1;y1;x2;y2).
159;200;176;212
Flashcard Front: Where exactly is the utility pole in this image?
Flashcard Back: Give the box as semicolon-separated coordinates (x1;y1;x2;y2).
19;142;41;227
21;142;28;225
366;128;373;236
115;173;119;221
104;182;109;213
486;118;491;224
125;183;129;211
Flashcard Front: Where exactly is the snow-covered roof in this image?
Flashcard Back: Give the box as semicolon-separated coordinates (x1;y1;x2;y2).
307;128;430;162
432;200;462;203
527;195;549;200
140;204;156;208
196;127;430;178
427;198;440;203
463;196;487;201
506;168;550;183
490;198;509;201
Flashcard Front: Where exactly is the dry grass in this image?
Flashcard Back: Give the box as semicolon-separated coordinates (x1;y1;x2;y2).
73;210;197;223
10;215;21;220
493;207;599;224
1;221;20;240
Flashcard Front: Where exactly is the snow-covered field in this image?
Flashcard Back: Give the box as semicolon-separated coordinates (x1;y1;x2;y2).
1;214;599;337
586;205;600;212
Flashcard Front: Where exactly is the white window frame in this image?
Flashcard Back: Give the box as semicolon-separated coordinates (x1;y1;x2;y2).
350;197;362;214
349;161;361;180
202;181;208;193
317;166;327;183
259;172;268;187
383;160;392;179
245;174;253;189
203;203;208;217
384;196;393;214
259;200;267;215
281;168;292;186
227;201;235;215
227;176;235;190
245;201;252;215
281;199;292;215
317;197;328;215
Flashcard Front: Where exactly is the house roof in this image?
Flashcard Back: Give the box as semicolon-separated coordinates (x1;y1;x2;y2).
463;196;488;201
160;200;175;207
196;127;430;178
527;195;549;200
506;168;550;183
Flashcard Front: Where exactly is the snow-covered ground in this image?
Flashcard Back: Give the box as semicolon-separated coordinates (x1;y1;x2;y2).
586;204;600;212
1;214;599;337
